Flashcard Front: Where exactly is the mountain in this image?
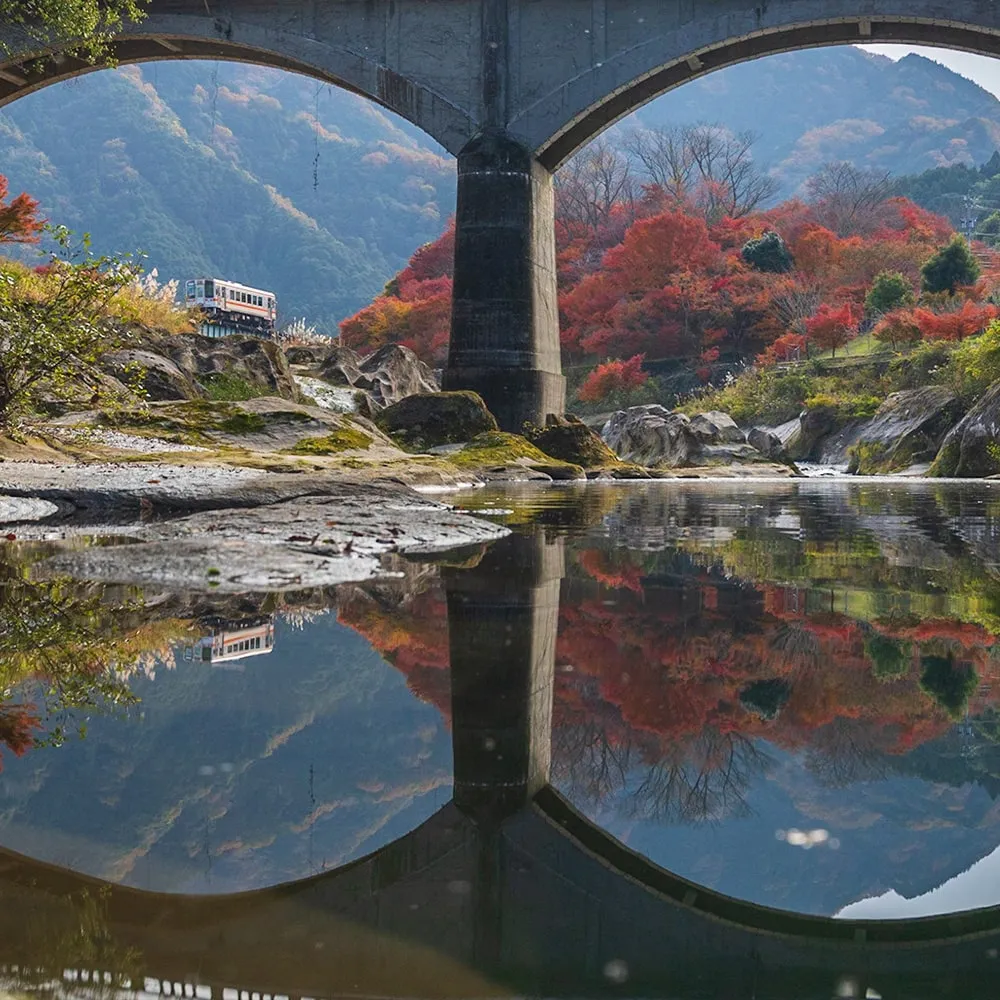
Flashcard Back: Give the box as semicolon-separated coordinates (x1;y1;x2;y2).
0;62;456;332
633;47;1000;197
1;46;999;328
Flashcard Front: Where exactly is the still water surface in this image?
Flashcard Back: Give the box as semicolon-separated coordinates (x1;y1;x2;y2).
4;481;1000;991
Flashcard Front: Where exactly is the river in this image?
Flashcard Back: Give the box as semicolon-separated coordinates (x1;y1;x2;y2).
2;479;1000;995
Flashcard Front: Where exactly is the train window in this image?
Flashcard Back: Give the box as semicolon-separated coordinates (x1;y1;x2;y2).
256;296;262;306
204;280;214;298
196;280;204;297
268;298;274;310
186;281;195;299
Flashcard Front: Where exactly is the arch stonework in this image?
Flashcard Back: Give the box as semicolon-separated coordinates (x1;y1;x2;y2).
3;1;1000;426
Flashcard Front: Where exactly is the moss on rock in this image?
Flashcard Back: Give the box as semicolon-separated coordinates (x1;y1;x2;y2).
284;426;374;455
524;414;619;468
448;431;582;476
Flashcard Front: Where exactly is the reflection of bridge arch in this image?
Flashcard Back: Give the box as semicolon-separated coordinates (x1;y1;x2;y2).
5;533;1000;998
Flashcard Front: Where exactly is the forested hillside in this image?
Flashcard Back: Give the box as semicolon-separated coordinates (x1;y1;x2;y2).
641;48;1000;193
0;62;456;331
2;46;1000;328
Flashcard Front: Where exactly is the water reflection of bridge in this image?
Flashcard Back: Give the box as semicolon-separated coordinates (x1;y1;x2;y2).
3;534;1000;1000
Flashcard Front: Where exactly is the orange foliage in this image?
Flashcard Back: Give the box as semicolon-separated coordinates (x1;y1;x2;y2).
0;175;42;245
577;355;648;403
805;302;857;353
912;300;997;342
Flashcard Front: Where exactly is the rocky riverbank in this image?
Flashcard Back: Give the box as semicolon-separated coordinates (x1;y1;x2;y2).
0;462;508;592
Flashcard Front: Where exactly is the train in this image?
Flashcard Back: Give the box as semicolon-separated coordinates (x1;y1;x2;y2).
184;616;276;667
185;277;277;338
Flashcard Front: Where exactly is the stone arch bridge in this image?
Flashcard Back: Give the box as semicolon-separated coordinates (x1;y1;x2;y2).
2;535;1000;999
0;2;998;426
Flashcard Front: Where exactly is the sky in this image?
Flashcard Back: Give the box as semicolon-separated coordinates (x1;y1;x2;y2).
860;44;1000;99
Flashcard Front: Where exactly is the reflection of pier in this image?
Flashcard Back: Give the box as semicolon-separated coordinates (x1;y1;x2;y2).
186;617;275;667
4;534;1000;999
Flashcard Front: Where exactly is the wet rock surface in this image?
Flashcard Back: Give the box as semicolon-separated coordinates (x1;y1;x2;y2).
0;463;508;591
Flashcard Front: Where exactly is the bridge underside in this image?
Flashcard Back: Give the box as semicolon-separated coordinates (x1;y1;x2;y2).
2;2;1000;428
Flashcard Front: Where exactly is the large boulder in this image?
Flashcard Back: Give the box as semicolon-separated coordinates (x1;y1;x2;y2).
151;332;298;400
317;345;364;387
847;386;963;475
102;348;197;401
689;410;746;445
787;404;838;461
602;405;701;467
525;414;619;468
748;426;787;460
355;344;439;408
377;391;498;449
932;381;1000;477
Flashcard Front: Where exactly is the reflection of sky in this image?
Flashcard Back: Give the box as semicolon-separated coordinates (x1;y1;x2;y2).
555;740;1000;919
0;615;453;893
837;842;1000;919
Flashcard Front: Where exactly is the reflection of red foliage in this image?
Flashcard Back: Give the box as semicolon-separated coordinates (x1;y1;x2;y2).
339;567;1000;778
0;704;40;772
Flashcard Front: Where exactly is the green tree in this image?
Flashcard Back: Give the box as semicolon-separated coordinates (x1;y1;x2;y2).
0;0;148;63
0;226;144;428
864;270;915;317
921;234;981;294
978;210;1000;248
864;632;911;681
741;230;794;274
919;653;978;719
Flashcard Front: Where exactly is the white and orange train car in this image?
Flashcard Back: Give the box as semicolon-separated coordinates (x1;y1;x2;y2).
185;277;277;338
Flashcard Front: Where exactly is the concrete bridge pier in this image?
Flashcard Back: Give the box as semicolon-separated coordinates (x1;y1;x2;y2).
444;131;566;432
445;531;565;821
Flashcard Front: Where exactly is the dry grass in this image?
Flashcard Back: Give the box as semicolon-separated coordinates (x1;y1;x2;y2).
0;256;197;334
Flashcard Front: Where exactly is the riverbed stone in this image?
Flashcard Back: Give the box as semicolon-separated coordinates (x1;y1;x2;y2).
602;406;700;467
689;410;746;445
377;391;498;449
524;414;619;468
748;426;787;460
355;344;440;408
848;386;963;475
931;381;1000;477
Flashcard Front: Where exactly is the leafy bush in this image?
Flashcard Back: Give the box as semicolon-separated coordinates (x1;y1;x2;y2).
805;392;881;420
886;341;952;391
865;271;915;317
945;320;1000;401
741;231;793;273
0;228;145;428
688;368;814;425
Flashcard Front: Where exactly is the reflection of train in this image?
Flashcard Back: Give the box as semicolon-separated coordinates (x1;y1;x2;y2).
185;277;277;338
185;617;276;667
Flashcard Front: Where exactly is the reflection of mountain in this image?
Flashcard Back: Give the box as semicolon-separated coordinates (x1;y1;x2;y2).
0;610;452;893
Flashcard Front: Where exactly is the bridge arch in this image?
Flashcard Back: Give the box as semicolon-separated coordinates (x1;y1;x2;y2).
515;9;1000;170
0;8;476;156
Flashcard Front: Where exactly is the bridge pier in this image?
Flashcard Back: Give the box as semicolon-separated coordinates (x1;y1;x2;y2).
445;532;564;821
445;130;565;432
